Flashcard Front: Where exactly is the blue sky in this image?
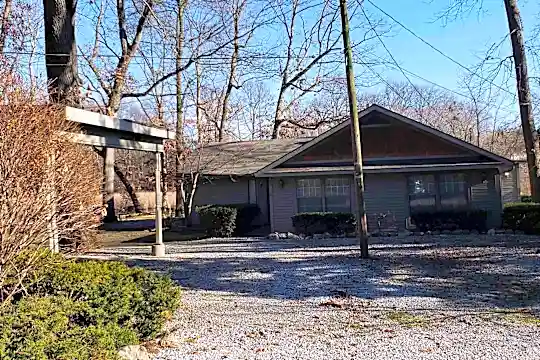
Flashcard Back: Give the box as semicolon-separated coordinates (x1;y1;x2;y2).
358;0;540;97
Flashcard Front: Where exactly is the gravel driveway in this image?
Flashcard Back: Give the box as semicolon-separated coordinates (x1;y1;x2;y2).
91;235;540;359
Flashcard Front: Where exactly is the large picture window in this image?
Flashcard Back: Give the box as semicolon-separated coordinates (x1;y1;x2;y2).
439;173;468;208
325;178;351;212
408;175;436;212
296;178;351;213
408;173;468;212
297;179;323;213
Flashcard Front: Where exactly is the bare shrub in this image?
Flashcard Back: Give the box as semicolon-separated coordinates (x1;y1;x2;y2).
0;75;101;304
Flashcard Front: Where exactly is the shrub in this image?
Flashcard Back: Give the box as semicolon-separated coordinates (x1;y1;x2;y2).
292;212;356;235
0;295;137;360
503;202;540;234
521;195;533;203
198;206;238;237
22;257;182;340
197;204;261;236
411;210;488;232
0;95;101;297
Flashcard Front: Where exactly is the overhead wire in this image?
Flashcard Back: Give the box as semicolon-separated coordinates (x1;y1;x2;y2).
363;0;516;98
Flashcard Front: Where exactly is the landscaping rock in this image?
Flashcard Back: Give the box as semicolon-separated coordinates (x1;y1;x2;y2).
452;229;463;235
323;232;331;238
313;233;324;240
471;229;479;235
515;230;525;235
397;231;411;238
505;229;515;235
441;230;452;235
159;333;181;348
286;232;301;240
462;229;470;235
432;230;441;235
118;345;152;360
487;228;496;236
278;232;288;239
267;232;280;240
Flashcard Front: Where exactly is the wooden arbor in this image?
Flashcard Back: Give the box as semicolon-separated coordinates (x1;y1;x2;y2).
65;106;175;256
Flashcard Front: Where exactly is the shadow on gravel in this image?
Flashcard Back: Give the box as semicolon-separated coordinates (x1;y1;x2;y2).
116;235;540;310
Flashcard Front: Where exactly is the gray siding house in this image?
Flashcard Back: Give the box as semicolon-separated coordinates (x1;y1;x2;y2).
194;105;515;232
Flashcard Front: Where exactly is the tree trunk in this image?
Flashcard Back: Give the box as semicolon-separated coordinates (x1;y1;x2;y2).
175;0;186;217
504;0;540;201
0;0;12;54
43;0;79;104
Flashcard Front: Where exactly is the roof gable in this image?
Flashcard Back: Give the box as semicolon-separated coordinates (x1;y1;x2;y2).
255;104;513;176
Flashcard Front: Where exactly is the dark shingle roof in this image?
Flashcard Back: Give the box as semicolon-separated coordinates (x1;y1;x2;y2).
194;138;311;176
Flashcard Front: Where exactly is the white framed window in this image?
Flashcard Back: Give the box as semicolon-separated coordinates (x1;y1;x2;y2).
296;178;351;213
297;179;323;213
325;178;351;212
408;174;436;212
439;173;468;208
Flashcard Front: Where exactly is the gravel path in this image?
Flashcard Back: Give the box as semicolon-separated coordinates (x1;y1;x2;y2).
90;235;540;359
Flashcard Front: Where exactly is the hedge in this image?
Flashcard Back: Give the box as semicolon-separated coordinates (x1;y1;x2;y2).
198;206;238;237
503;202;540;234
292;212;356;235
411;210;488;232
0;253;182;359
197;204;260;236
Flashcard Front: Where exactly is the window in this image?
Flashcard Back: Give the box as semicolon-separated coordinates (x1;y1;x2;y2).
408;175;436;212
408;173;469;212
297;179;323;212
439;173;468;208
296;178;351;213
325;178;351;212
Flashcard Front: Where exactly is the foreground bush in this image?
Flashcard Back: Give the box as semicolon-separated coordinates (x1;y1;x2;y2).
292;212;356;235
0;296;137;360
503;202;540;234
0;89;101;297
411;210;488;232
198;206;238;237
0;253;181;359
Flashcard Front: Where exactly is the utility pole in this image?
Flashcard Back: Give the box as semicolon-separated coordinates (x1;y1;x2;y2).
339;0;369;258
503;0;540;201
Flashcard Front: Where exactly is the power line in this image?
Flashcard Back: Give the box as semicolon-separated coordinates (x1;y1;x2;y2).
0;49;342;62
364;0;516;98
360;4;432;114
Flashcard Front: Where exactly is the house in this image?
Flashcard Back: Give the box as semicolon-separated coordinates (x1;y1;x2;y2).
193;105;515;232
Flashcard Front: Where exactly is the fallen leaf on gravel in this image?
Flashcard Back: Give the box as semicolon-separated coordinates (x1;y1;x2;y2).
382;329;394;333
255;348;265;353
319;299;344;308
420;348;434;353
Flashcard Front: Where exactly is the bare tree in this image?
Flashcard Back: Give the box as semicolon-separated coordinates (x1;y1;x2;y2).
503;0;540;200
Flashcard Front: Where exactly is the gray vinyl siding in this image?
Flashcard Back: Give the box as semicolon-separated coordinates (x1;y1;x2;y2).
194;177;249;206
469;170;502;228
270;177;297;232
362;174;409;231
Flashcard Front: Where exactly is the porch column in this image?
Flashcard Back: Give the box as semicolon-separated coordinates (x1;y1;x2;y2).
152;151;165;256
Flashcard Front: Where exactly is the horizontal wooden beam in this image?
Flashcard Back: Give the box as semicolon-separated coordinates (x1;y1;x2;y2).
65;107;175;140
62;132;164;152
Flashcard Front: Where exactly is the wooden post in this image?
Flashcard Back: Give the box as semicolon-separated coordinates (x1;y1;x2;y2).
152;151;165;256
103;147;117;222
339;0;369;258
46;152;59;252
